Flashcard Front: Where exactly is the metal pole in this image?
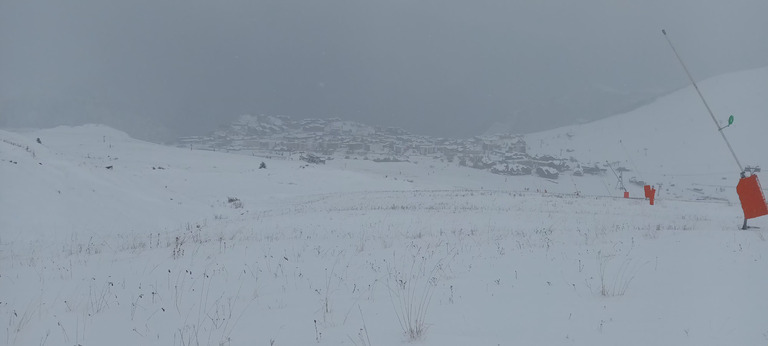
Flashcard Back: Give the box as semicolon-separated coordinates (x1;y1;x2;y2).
661;29;744;173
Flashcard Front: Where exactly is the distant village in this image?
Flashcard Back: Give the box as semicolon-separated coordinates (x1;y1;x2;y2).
177;114;609;180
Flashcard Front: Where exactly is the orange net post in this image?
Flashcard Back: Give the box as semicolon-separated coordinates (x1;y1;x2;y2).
736;175;768;219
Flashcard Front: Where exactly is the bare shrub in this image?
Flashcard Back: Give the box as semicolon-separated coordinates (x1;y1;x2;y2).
387;255;442;341
227;197;243;209
597;251;641;297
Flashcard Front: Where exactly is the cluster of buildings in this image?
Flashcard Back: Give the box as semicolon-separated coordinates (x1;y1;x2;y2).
177;114;597;180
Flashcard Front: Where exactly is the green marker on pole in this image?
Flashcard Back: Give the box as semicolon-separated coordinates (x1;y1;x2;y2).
663;29;743;172
720;115;734;130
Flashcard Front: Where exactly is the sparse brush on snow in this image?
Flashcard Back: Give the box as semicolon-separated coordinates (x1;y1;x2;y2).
386;252;443;341
596;251;641;297
348;306;373;346
5;99;768;346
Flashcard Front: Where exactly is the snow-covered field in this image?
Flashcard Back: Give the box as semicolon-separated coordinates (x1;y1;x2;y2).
3;66;768;345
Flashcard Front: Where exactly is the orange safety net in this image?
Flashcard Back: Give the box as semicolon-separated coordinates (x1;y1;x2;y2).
736;175;768;219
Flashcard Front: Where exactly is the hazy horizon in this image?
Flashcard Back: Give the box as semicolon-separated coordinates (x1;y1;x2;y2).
2;1;767;141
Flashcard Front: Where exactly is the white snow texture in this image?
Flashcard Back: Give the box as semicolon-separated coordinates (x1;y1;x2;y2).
2;67;768;345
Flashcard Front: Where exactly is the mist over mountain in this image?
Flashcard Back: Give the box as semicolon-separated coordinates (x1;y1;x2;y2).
2;1;768;142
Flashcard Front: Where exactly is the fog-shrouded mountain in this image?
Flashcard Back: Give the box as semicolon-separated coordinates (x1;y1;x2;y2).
5;1;768;143
175;65;768;202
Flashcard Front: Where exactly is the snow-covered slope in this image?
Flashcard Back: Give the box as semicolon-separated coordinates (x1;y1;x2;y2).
2;67;768;346
527;66;768;200
1;124;422;244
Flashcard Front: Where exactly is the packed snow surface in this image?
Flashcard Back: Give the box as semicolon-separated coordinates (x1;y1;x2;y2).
2;67;768;345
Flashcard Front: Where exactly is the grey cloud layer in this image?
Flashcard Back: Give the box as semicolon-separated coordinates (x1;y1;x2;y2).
2;1;767;140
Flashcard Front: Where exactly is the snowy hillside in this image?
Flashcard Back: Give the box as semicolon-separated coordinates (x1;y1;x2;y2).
527;66;768;201
2;67;768;345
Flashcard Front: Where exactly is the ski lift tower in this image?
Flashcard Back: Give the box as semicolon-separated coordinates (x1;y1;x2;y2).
606;161;627;196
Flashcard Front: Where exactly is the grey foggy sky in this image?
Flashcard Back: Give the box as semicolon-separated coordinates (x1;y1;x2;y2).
1;1;768;141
